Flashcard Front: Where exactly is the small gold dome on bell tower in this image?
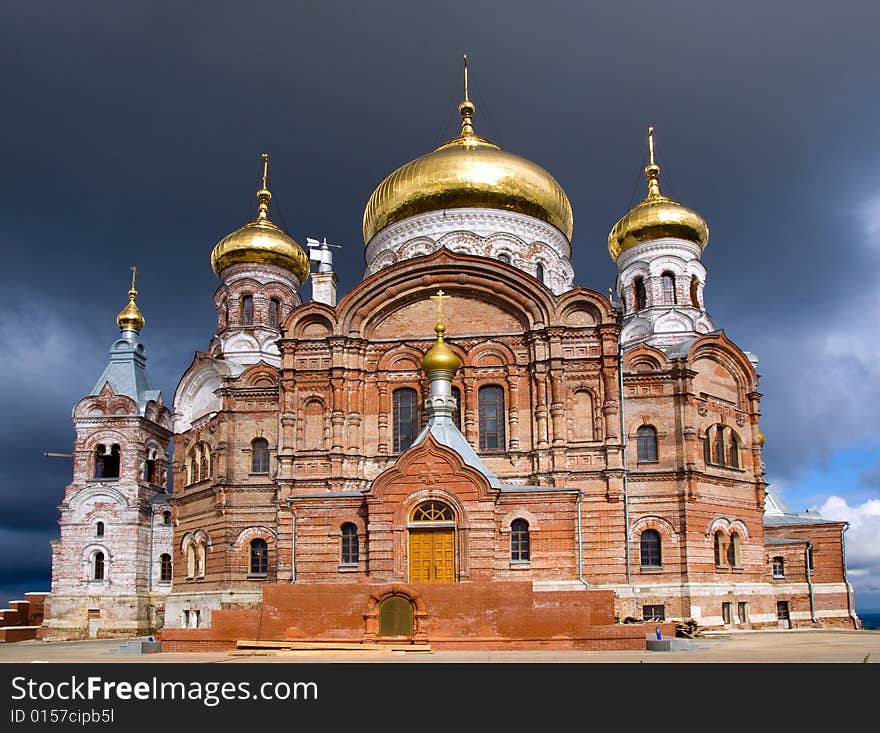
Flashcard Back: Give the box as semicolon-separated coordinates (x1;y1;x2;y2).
421;290;461;374
116;266;145;332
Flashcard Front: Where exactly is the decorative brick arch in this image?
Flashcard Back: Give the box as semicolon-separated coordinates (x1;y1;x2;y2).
233;526;277;550
630;515;679;543
706;516;749;539
499;508;540;534
363;584;429;642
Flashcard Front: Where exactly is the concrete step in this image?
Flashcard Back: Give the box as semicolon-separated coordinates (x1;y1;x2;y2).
106;640;162;655
0;626;40;643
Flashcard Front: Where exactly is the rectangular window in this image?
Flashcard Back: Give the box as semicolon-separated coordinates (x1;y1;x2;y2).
776;601;790;621
737;602;749;623
772;556;785;578
722;602;732;625
183;610;190;628
642;605;665;621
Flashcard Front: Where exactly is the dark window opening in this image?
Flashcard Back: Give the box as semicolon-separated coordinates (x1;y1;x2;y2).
535;263;545;283
251;438;270;474
249;538;268;576
392;388;419;453
498;253;511;264
633;277;646;311
95;521;105;537
144;458;156;483
642;604;665;621
722;601;732;625
661;272;676;304
159;553;172;582
93;552;105;581
636;425;658;462
640;529;662;567
242;295;254;326
478;385;505;452
511;519;530;562
341;523;359;565
268;298;281;328
163;511;172;526
95;444;120;479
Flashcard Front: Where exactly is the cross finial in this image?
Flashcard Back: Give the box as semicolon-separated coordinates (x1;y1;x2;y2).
430;289;449;327
256;153;272;219
130;265;137;292
648;127;655;165
644;126;661;196
458;54;476;137
463;53;469;102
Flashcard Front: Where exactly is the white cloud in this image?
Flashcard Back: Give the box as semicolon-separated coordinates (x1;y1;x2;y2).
814;496;880;598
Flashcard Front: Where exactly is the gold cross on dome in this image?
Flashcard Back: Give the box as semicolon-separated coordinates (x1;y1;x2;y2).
130;266;137;290
430;289;449;325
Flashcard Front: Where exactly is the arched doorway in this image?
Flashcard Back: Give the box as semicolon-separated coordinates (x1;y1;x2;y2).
408;500;455;583
378;595;414;637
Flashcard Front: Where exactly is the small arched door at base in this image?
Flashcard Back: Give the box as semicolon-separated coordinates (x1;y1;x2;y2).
378;596;414;637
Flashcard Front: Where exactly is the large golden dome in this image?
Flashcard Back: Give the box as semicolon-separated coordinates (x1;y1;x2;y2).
608;129;708;262
362;96;573;243
211;154;311;282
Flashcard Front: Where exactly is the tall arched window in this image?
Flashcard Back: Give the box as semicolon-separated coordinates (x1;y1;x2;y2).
93;551;105;581
268;298;280;328
511;518;530;562
636;425;658;462
451;386;462;431
633;277;647;311
727;532;742;567
535;263;545;283
95;444;120;479
392;388;419;453
242;295;254;326
640;529;662;567
706;425;742;468
249;538;268;576
661;272;677;304
690;276;700;307
95;521;105;538
144;456;156;483
251;438;270;473
159;553;172;582
341;523;359;565
478;385;506;452
196;542;206;578
714;531;727;566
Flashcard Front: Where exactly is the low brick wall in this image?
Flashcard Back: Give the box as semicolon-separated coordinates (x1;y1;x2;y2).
162;582;668;651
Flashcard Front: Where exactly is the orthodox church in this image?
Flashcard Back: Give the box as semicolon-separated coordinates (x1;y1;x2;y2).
39;67;860;647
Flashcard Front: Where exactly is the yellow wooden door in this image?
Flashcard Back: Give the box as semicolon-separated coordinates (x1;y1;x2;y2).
409;529;455;583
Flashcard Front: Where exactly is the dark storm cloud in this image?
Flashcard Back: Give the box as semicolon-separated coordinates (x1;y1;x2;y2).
2;0;879;603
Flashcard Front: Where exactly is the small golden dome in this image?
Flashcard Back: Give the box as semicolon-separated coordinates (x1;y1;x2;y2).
758;432;765;446
211;154;310;282
117;267;145;332
422;323;462;374
608;128;708;262
362;64;572;243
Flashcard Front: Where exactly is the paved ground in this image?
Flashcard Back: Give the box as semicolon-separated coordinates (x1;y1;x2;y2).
1;630;878;663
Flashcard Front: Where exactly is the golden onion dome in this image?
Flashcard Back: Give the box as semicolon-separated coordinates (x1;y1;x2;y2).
422;322;461;374
116;267;145;332
362;61;572;243
608;128;708;262
211;154;310;283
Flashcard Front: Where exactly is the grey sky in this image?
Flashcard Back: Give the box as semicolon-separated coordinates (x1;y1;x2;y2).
2;0;879;608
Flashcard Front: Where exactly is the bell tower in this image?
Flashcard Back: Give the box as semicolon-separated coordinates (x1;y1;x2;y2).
43;270;174;639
